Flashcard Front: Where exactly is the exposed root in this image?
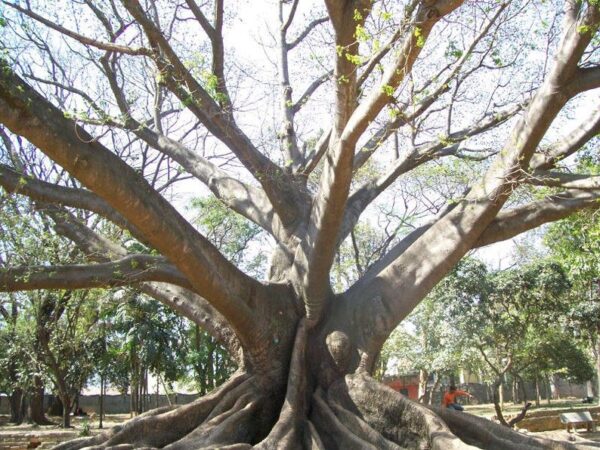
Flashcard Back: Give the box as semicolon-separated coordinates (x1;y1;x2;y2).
52;353;591;450
52;406;176;450
163;392;261;449
435;406;593;450
326;394;404;449
52;372;252;450
310;388;381;449
332;372;478;449
303;420;326;450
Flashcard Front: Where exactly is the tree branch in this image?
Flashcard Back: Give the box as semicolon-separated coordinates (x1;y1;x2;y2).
46;207;241;357
530;106;600;170
291;70;333;114
288;17;328;50
121;0;304;228
0;255;192;291
527;170;600;190
340;1;464;148
475;190;600;248
3;1;152;56
568;66;600;94
0;164;139;235
0;65;264;350
354;2;509;170
342;4;600;361
341;104;521;245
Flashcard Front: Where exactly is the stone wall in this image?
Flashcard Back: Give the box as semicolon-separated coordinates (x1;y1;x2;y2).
0;393;200;415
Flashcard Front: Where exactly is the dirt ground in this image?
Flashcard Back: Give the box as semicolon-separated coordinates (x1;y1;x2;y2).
0;414;128;449
1;410;600;449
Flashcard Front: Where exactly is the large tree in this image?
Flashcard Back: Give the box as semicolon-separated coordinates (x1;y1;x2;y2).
0;0;599;448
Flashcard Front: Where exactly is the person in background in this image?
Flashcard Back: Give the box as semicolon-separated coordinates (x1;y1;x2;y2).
442;385;474;411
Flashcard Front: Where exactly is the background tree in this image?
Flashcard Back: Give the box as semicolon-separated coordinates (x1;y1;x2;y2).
545;158;600;399
0;0;599;448
448;260;578;425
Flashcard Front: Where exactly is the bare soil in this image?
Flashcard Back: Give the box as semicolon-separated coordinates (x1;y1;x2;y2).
0;414;129;450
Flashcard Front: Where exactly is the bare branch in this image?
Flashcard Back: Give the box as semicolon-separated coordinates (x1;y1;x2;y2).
530;106;600;170
183;0;216;38
341;104;522;244
475;190;600;248
0;255;192;291
3;1;152;56
45;208;241;356
281;0;300;33
343;4;600;358
0;164;138;234
292;71;333;114
354;2;509;170
301;129;331;176
278;0;303;170
527;170;600;190
288;17;329;50
45;206;128;262
341;1;464;148
121;0;303;227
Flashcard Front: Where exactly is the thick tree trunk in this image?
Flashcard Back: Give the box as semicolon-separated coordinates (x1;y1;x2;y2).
535;374;541;408
9;388;24;424
418;369;429;403
29;375;52;426
60;391;71;428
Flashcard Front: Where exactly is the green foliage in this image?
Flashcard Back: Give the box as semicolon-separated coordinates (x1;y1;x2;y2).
190;196;266;276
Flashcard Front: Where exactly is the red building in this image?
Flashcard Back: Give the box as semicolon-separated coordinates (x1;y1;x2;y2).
385;374;419;400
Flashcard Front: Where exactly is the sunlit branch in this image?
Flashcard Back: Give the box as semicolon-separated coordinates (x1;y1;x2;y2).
354;2;509;170
291;70;333;114
3;1;152;56
340;1;464;148
475;190;600;248
341;104;522;244
527;171;600;190
530;106;600;170
0;164;138;234
98;56;283;239
0;255;192;292
45;209;241;356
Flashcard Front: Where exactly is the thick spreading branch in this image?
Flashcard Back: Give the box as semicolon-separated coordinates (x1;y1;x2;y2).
530;106;600;170
354;2;509;170
343;2;600;364
476;190;600;247
340;104;522;244
46;208;240;357
0;66;266;352
0;164;140;236
0;255;191;291
97;56;282;239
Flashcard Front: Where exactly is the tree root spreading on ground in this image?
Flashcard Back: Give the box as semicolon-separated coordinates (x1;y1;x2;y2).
51;328;598;450
51;371;597;450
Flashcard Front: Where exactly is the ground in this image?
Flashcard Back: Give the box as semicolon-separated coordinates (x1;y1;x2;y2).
1;401;600;449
